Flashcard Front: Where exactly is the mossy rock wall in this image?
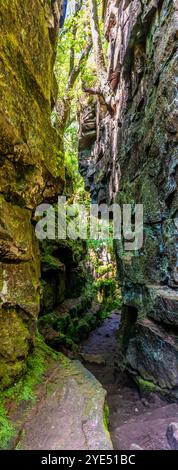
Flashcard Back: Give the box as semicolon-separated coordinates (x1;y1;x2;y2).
0;0;64;388
113;0;178;396
40;239;88;313
79;0;178;397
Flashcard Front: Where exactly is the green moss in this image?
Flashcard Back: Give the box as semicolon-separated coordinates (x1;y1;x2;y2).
0;361;27;391
39;273;121;351
5;335;58;403
42;254;64;272
103;402;110;433
40;312;69;332
0;395;15;449
15;441;22;450
39;278;95;344
135;376;158;393
57;333;78;354
99;296;122;320
93;278;122;319
0;335;61;449
58;353;70;369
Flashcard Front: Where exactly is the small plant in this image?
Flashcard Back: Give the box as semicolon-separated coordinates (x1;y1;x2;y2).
0;395;15;449
0;335;60;449
5;335;53;403
103;402;110;433
15;441;22;450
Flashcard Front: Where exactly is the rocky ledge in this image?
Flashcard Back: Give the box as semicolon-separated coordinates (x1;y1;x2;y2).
12;354;112;450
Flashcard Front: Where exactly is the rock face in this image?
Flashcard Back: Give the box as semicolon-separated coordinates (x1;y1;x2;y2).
40;239;87;312
79;0;178;396
18;355;113;450
0;1;64;388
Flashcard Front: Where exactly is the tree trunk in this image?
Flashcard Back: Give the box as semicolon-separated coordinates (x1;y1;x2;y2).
57;39;92;130
88;0;115;112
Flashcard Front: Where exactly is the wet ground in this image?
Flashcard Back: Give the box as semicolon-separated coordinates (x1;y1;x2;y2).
79;312;178;450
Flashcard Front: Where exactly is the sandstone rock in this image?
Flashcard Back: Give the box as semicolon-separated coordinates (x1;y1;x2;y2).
19;356;113;450
166;422;178;450
0;198;40;387
0;0;64;387
80;353;106;365
126;318;178;391
147;286;178;326
0;2;64;206
130;444;143;450
113;406;177;450
79;0;178;397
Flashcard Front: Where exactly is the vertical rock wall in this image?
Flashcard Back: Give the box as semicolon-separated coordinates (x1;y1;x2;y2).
79;0;178;397
0;0;64;388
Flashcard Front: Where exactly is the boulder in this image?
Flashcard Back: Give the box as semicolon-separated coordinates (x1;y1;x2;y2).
19;356;113;450
166;422;178;450
126;318;178;391
80;353;106;365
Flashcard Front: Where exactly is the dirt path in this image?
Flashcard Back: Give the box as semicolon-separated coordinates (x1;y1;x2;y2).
79;312;178;450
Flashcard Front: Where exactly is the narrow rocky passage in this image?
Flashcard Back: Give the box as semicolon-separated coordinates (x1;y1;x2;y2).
0;0;178;455
79;312;178;450
6;310;178;451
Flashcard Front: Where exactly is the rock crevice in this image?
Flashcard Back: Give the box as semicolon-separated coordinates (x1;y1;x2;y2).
79;0;178;397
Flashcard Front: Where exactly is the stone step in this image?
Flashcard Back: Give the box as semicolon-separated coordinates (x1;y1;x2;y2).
79;352;106;365
111;404;178;450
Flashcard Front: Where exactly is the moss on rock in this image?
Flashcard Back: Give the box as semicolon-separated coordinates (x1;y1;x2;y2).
0;0;64;388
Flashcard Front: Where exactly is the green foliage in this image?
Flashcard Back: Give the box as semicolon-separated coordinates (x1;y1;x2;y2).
96;264;113;276
15;441;22;450
5;335;58;403
99;296;122;320
0;336;61;449
0;396;15;449
57;333;78;354
39;281;94;349
64;121;85;196
0;336;59;449
94;277;115;291
94;279;122;320
55;1;92;99
86;223;114;252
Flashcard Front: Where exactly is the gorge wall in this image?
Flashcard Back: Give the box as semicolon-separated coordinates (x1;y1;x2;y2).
0;0;64;388
79;0;178;397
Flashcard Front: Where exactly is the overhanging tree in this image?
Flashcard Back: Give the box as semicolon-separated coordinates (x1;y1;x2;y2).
86;0;115;112
55;0;92;131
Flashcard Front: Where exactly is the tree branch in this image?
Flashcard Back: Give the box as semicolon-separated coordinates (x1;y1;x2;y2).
56;37;92;130
82;84;103;96
66;37;92;92
69;0;83;76
89;0;106;73
89;0;115;112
